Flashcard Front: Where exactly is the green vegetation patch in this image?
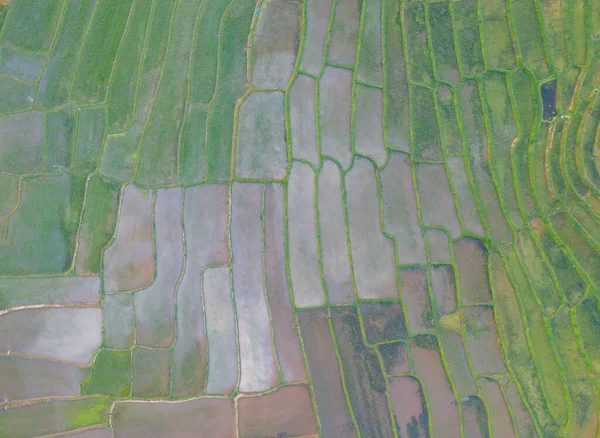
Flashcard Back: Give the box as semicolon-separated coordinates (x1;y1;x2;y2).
0;111;44;174
0;397;112;438
81;349;132;398
410;85;443;160
427;2;459;86
1;0;63;52
403;2;434;86
0;173;86;275
205;0;255;181
71;0;134;104
74;175;120;274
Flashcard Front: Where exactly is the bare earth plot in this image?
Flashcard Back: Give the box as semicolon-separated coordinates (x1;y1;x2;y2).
0;0;599;436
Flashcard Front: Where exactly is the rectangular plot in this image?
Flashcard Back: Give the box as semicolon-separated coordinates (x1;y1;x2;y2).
448;156;485;236
510;0;549;79
74;107;105;174
426;228;451;263
547;118;573;201
572;206;600;254
576;297;600;375
0;111;44;174
179;103;207;185
231;182;279;393
298;308;358;438
171;184;229;397
331;306;395;437
360;301;408;344
389;375;429;437
135;0;202;186
416;163;461;238
134;0;176;121
0;46;45;82
380;152;426;265
189;0;231;104
429;264;457;317
102;293;134;349
299;0;333;76
427;2;460;86
379;341;410;375
99;122;143;183
509;69;538;217
531;124;556;214
516;229;562;314
74;176;120;274
81;349;131;398
0;356;89;401
383;0;410;152
238;386;318;438
480;72;522;227
0;75;34;115
462;396;490;438
478;377;517;438
0;173;85;275
537;0;568;70
205;0;255;181
440;331;477;396
71;0;134;104
318;160;354;304
0;397;112;438
0;276;99;310
35;0;96;109
204;267;237;394
550;213;600;288
530;218;585;305
410;85;443;161
354;85;387;166
463;305;507;375
290;74;319;166
264;183;306;382
437;84;463;156
288;162;325;307
319;66;353;169
235;91;288;180
103;185;154;293
564;0;587;66
328;0;361;66
251;0;301;89
459;82;512;242
451;0;485;77
492;255;566;436
356;0;382;85
412;336;461;437
106;0;153;133
0;307;102;365
505;382;538;438
480;0;515;69
345;158;398;299
45;103;77;171
1;0;63;52
503;248;568;428
112;398;234;437
132;347;170;397
552;310;598;437
399;267;434;333
135;188;184;347
403;2;434;85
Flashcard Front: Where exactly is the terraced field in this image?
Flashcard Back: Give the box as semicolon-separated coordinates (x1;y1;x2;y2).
0;0;599;436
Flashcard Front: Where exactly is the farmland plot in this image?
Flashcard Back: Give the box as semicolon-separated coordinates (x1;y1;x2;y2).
0;0;598;435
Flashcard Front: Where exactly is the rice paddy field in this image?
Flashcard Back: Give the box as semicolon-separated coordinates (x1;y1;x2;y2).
0;0;599;436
